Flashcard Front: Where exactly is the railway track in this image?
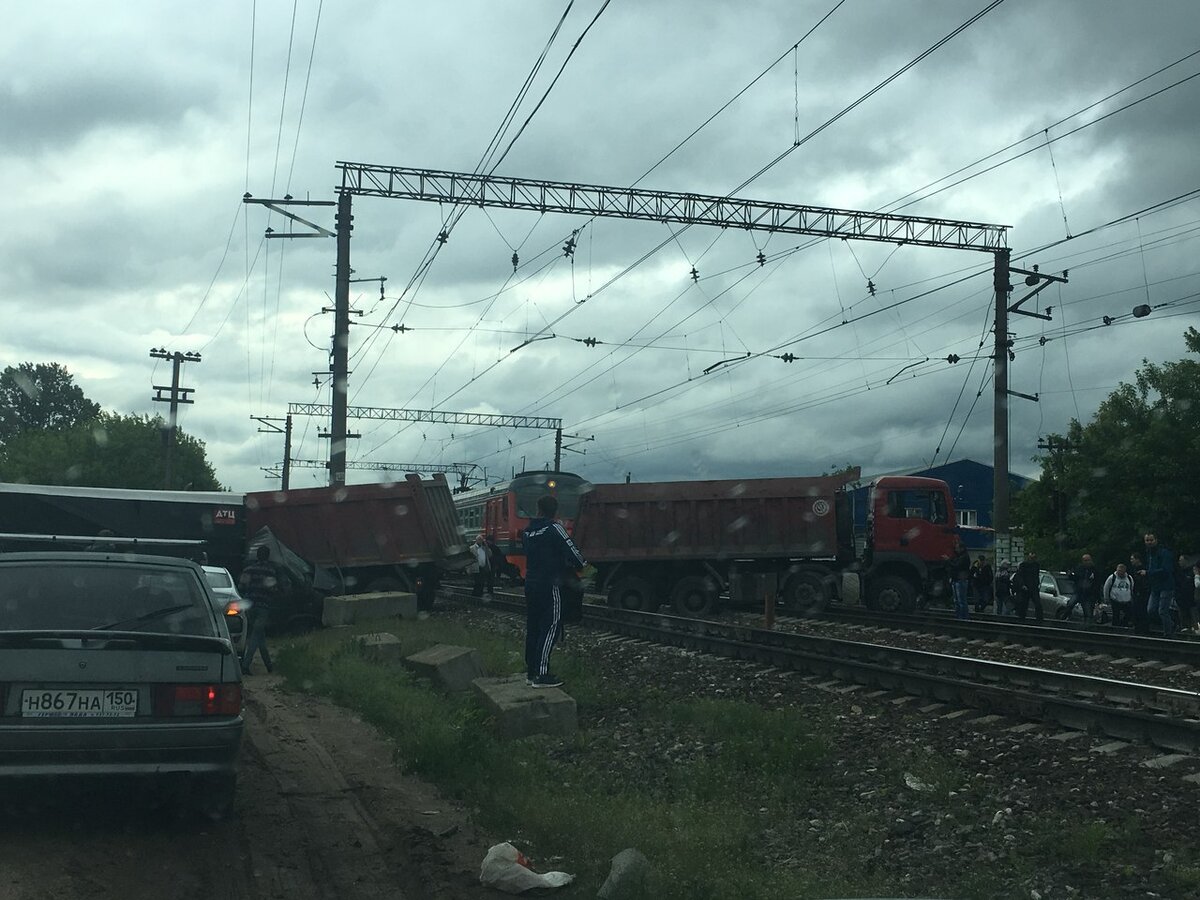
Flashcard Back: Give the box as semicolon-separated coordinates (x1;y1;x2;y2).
804;606;1200;667
442;585;1200;753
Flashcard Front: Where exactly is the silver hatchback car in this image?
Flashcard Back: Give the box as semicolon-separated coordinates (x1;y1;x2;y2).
0;552;244;818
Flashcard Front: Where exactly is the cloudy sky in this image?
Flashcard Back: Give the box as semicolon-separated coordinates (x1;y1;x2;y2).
3;0;1198;493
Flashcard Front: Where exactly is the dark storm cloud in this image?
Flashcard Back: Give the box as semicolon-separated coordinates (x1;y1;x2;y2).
0;71;218;155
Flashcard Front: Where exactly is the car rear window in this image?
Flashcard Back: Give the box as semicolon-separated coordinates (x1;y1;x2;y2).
204;569;234;590
0;562;214;635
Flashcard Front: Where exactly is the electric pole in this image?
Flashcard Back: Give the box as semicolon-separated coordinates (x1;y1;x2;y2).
252;414;293;489
150;348;201;490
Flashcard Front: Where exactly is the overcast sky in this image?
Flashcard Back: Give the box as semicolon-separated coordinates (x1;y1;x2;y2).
3;0;1198;493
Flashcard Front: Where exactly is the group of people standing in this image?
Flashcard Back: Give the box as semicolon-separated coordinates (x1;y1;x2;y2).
948;533;1200;638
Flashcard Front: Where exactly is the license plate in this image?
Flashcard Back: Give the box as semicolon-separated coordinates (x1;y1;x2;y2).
21;689;138;718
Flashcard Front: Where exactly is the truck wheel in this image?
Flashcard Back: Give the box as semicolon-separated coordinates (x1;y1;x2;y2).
670;576;719;617
783;571;828;617
867;575;917;613
607;576;657;612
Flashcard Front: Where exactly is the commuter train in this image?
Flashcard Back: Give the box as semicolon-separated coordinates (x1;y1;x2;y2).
452;470;590;579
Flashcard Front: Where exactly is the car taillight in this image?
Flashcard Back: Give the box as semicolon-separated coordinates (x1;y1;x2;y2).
225;603;241;616
153;684;242;717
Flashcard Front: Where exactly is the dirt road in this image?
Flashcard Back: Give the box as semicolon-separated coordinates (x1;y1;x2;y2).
0;676;500;900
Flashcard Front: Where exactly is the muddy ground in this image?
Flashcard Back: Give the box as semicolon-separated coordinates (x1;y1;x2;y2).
0;675;502;900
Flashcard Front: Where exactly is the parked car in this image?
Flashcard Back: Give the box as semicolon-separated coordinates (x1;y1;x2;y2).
0;551;244;818
1038;569;1111;624
202;564;247;655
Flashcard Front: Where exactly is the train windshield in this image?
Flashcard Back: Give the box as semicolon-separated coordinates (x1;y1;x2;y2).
513;474;588;520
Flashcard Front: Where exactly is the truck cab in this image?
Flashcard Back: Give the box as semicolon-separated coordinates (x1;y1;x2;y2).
863;476;959;612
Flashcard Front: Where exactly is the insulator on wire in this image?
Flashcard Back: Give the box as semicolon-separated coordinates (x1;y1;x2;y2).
690;266;699;283
756;251;766;267
511;252;519;271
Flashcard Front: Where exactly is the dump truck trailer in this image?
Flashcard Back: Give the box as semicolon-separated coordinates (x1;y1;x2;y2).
244;473;472;609
572;470;959;616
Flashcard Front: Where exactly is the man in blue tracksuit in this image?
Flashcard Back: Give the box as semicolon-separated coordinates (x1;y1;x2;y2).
522;494;586;688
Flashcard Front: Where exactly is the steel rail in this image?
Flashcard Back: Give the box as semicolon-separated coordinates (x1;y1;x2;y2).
812;606;1200;666
444;587;1200;752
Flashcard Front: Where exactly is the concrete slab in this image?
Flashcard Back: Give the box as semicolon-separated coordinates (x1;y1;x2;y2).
1091;741;1131;755
1161;663;1191;673
322;591;418;627
1047;730;1086;742
473;674;577;739
405;644;485;692
1006;722;1041;733
940;709;971;720
353;632;402;662
1142;754;1192;770
1133;659;1165;669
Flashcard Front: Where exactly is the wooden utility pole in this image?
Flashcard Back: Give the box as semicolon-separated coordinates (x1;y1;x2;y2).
150;348;200;490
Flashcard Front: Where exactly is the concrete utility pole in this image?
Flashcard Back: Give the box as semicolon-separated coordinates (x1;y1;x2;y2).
331;192;353;487
150;348;201;490
252;414;293;489
996;262;1070;534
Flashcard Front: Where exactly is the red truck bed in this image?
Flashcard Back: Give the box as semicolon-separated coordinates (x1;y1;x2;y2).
244;474;469;571
574;472;857;562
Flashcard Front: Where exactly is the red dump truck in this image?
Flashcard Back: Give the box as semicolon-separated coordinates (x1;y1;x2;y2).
244;474;471;609
572;469;960;616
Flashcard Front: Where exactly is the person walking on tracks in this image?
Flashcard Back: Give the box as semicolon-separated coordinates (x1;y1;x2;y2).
521;495;586;688
471;534;493;599
1063;552;1098;624
1143;533;1177;637
948;541;971;620
1103;562;1135;628
1129;552;1152;635
971;556;994;613
1014;551;1044;623
993;561;1012;616
238;545;281;675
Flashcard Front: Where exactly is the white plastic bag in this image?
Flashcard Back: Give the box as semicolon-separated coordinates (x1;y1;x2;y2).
479;842;575;893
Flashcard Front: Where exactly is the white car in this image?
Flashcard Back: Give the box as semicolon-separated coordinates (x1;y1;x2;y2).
1038;569;1111;624
202;565;247;654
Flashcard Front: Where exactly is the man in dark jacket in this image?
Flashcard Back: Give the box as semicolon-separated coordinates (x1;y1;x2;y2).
1014;551;1043;623
1129;552;1151;635
948;542;971;620
1143;533;1176;637
971;557;994;613
521;495;586;688
1063;552;1098;624
238;545;281;675
993;561;1012;616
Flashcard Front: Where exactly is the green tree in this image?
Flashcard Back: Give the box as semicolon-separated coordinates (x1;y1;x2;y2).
0;362;101;446
1013;327;1200;568
0;412;223;490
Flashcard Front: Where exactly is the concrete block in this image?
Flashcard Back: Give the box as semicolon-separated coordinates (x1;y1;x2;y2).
472;674;577;739
354;632;403;662
404;644;485;692
598;848;651;900
322;591;418;627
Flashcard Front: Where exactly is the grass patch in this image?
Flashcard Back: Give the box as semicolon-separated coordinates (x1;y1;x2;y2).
273;618;888;898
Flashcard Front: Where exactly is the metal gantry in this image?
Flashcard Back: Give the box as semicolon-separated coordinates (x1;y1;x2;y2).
337;163;1009;252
